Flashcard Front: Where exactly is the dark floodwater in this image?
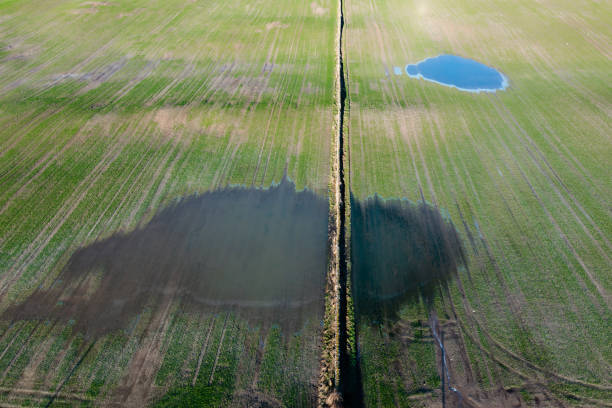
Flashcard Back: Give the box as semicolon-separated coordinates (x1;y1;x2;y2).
4;181;464;340
405;54;508;92
351;195;464;323
3;178;329;337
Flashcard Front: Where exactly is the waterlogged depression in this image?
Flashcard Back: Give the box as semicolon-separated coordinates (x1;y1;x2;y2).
405;54;508;92
351;196;465;323
4;186;465;336
3;177;329;337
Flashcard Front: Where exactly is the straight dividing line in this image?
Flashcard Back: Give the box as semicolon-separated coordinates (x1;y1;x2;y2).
319;0;354;406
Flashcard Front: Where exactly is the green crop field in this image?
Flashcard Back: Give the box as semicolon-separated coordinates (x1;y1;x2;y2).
1;0;611;406
345;0;611;405
0;0;336;406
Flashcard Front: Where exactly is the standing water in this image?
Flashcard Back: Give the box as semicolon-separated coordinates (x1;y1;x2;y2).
405;54;508;92
351;195;465;323
3;177;329;336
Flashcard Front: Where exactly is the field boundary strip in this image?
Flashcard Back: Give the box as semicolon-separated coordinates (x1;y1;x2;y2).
319;0;354;406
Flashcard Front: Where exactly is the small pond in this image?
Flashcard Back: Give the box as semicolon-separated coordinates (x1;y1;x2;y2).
405;54;508;92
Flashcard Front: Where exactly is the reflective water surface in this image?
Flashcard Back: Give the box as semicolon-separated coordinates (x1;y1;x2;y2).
405;54;508;92
3;178;329;337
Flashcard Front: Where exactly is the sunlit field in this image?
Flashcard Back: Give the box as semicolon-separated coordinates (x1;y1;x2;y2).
1;0;610;406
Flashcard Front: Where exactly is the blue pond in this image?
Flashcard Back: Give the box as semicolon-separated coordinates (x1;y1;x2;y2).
405;54;508;92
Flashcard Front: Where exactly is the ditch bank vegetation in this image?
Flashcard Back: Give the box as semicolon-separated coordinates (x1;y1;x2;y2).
319;0;356;405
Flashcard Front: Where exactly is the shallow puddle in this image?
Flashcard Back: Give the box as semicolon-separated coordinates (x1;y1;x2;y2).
3;178;329;337
405;54;508;92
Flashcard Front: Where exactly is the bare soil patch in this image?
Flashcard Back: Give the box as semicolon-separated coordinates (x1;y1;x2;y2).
266;21;289;31
153;107;200;139
311;2;329;16
70;2;111;15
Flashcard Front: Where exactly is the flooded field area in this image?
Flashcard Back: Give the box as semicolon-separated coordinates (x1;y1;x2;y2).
3;178;329;338
0;179;328;406
351;196;465;323
405;54;508;92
